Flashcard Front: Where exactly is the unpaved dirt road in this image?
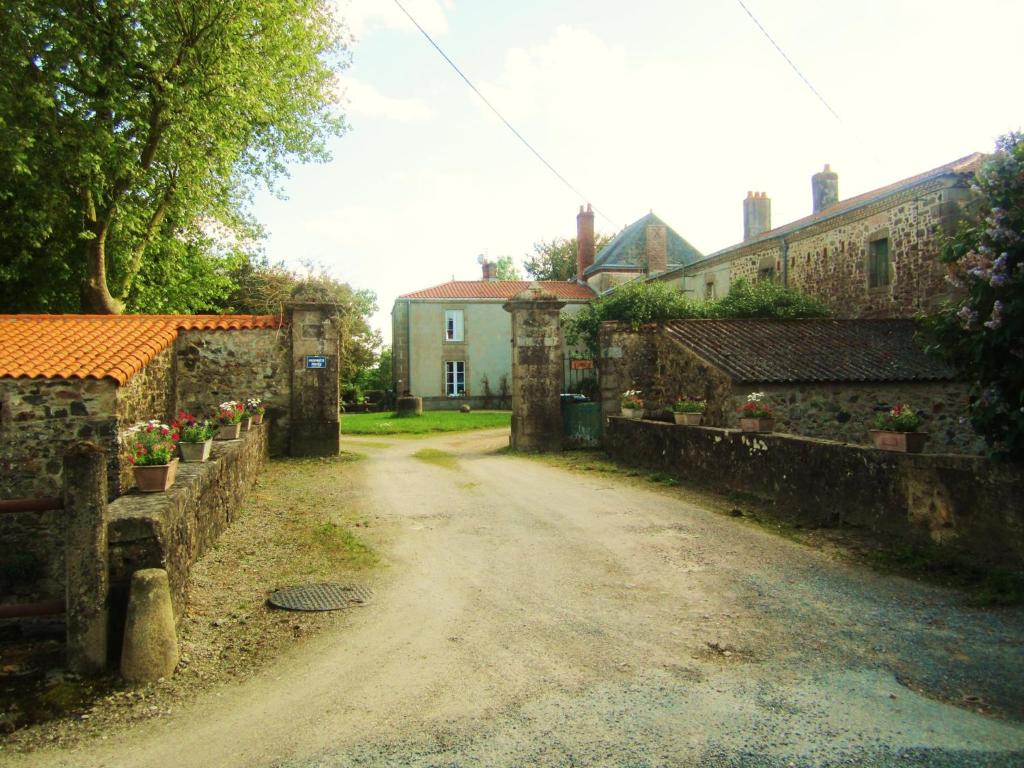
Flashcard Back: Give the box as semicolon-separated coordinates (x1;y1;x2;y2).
9;429;1024;767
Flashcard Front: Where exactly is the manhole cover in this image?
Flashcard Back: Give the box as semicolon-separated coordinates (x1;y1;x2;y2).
268;583;372;612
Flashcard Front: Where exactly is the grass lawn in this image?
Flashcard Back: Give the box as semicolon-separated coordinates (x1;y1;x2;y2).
340;410;511;435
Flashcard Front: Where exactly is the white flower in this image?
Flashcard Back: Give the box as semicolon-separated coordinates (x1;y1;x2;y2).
746;391;765;403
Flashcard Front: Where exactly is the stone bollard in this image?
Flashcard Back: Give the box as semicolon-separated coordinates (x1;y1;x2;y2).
121;569;178;683
64;442;109;675
396;396;423;417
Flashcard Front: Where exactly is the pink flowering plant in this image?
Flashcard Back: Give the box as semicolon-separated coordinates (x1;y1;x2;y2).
739;392;773;419
921;132;1023;459
171;411;216;443
126;421;180;466
217;400;246;425
874;403;922;433
672;397;706;413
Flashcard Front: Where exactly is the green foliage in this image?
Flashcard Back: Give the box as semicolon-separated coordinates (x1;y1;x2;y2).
564;278;830;357
228;261;382;391
672;398;706;413
523;235;613;281
494;255;521;280
340;411;511;435
710;278;831;319
0;0;347;312
919;132;1024;460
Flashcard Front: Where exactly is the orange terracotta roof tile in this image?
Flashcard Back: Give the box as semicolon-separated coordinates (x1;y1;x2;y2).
399;280;595;300
0;314;285;385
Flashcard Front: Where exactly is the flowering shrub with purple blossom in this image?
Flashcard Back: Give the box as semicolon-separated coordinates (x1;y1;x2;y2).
921;131;1024;459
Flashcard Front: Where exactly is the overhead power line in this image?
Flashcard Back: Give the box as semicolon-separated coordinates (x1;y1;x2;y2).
734;0;842;122
391;0;616;227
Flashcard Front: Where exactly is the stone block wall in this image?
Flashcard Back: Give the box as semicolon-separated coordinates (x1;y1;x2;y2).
0;378;119;499
604;418;1024;568
598;322;982;454
683;179;972;318
107;425;268;623
174;328;291;456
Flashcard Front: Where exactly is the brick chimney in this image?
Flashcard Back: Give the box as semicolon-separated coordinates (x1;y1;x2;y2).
481;258;497;281
743;191;771;240
812;164;839;213
576;204;595;281
645;218;668;274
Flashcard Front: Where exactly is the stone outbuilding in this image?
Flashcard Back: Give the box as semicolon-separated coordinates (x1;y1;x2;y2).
0;310;341;501
599;318;982;454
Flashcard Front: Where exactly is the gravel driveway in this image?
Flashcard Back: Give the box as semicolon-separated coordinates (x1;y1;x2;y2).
8;429;1024;767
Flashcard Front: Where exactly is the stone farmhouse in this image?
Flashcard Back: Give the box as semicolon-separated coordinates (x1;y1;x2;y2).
654;153;986;317
391;267;594;411
391;205;704;409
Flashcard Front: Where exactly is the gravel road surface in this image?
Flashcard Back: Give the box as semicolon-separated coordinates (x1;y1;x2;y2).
8;429;1023;767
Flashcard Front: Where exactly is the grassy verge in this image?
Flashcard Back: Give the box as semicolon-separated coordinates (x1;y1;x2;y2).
509;448;1023;607
341;410;510;436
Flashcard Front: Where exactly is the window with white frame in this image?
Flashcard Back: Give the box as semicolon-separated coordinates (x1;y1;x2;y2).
445;361;466;396
444;309;464;342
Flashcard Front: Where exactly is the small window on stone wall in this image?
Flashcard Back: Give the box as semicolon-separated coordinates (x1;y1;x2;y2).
757;267;775;282
704;281;716;299
867;237;891;288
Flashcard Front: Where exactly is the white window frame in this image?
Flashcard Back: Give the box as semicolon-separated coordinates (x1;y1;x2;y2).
445;361;466;397
444;309;464;342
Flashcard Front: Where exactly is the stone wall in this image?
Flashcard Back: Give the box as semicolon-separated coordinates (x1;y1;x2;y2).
684;179;972;318
107;425;268;624
604;417;1024;568
174;328;291;456
115;346;175;494
0;378;119;499
598;322;982;454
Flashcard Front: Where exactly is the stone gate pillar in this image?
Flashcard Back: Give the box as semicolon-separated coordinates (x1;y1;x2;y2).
287;302;341;457
503;284;566;452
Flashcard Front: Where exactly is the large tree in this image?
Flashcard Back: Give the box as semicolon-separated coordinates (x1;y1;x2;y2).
921;132;1024;460
523;235;613;281
0;0;347;313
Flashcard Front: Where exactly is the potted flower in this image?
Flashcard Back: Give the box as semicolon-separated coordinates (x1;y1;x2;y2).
870;403;927;453
620;390;644;419
672;397;706;426
738;392;775;432
216;400;246;440
172;411;216;462
126;420;180;492
246;397;266;426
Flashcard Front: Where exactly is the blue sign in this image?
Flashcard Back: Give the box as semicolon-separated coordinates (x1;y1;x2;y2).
305;355;328;369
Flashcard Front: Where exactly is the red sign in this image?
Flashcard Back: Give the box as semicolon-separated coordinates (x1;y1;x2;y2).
570;359;594;370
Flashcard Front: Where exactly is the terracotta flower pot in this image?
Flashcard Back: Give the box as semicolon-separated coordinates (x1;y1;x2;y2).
739;417;775;433
133;459;178;493
242;417;253;432
179;439;213;463
251;413;264;426
621;407;643;419
870;430;928;453
216;423;242;440
674;412;703;426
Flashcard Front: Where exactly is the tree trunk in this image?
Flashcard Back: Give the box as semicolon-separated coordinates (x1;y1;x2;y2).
82;231;123;315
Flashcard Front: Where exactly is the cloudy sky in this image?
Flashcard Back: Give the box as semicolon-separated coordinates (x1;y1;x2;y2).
251;0;1023;343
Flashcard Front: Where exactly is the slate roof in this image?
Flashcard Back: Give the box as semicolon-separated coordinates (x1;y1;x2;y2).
689;153;986;268
662;319;956;384
0;314;284;385
399;281;595;300
586;213;703;277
